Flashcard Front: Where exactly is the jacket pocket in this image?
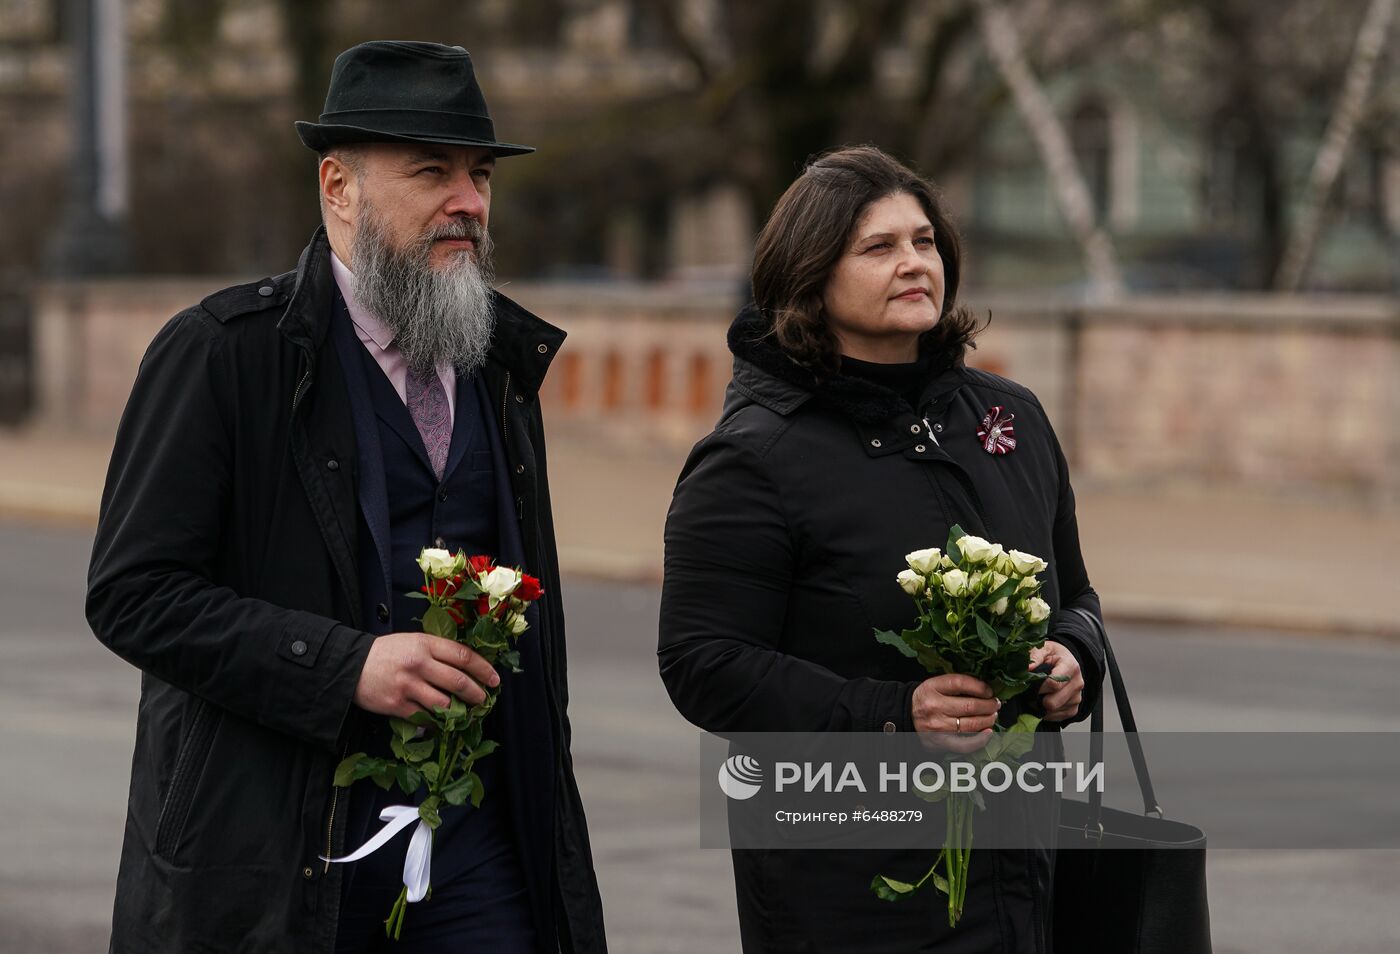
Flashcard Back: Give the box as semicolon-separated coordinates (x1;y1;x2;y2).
154;700;219;860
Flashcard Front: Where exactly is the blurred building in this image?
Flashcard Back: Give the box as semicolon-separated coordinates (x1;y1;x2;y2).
1;0;1396;290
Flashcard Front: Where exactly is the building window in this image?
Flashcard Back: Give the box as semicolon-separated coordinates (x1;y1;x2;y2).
1070;98;1111;224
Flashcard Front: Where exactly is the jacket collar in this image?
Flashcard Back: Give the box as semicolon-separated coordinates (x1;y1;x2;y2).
276;227;565;392
725;302;967;426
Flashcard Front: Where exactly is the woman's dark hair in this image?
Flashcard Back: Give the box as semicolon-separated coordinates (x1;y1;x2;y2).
751;145;981;374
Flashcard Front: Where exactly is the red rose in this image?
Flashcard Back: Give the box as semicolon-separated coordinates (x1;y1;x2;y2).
516;574;544;602
474;595;493;618
423;579;457;597
467;555;495;576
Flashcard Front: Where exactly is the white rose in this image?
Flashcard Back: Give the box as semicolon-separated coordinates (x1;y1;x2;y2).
1022;597;1051;624
990;597;1010;616
480;566;522;600
958;535;1004;565
417;548;458;579
939;554;957;569
506;612;529;636
984;571;1008;594
905;548;943;575
896;569;925;597
1017;575;1039;593
1007;549;1048;576
968;570;986;592
941;568;971;598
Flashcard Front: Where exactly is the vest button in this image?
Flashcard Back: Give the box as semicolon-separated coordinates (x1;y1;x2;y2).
515;464;525;475
434;537;446;548
257;285;275;297
290;640;308;657
325;458;339;471
376;603;389;623
882;721;897;734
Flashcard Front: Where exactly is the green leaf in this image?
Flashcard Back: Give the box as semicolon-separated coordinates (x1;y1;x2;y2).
418;802;442;829
929;870;951;895
421;762;440;786
468;771;486;808
333;753;368;788
442;773;475;806
390;736;407;760
403;591;430;601
500;649;522;672
467;739;500;764
421;605;458;639
874;628;917;658
975;615;1000;651
946;525;967;562
870;874;918;902
389;718;418;742
404;739;436;762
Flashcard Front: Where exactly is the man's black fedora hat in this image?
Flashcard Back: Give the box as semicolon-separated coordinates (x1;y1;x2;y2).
295;40;534;156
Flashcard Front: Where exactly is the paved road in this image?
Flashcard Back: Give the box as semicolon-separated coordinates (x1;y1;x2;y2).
1;520;1397;952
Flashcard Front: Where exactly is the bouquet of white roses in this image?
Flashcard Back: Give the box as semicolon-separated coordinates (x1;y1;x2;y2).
870;525;1063;926
326;547;542;939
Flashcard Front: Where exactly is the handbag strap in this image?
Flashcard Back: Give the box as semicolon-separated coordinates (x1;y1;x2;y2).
1064;607;1162;831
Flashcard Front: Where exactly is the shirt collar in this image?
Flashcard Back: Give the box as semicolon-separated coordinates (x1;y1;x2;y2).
329;251;396;352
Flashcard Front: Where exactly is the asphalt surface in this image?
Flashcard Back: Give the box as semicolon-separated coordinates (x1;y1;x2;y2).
1;520;1397;953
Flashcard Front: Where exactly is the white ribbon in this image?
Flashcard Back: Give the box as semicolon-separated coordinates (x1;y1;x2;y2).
320;805;433;903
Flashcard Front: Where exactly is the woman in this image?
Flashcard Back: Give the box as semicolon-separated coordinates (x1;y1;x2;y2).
658;146;1106;952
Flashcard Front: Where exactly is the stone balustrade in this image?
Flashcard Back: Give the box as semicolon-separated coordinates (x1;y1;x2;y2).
26;277;1400;503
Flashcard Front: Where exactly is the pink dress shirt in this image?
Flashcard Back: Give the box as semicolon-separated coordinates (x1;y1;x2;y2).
330;251;457;424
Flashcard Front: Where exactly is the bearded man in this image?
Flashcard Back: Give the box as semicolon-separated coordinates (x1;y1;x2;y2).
86;41;607;954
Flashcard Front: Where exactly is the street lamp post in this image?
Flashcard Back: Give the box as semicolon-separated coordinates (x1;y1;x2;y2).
44;0;130;276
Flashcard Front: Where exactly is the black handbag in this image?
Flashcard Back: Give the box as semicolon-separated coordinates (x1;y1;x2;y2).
1051;608;1212;954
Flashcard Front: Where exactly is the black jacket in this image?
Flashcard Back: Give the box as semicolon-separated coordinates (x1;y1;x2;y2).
658;306;1105;953
86;229;606;953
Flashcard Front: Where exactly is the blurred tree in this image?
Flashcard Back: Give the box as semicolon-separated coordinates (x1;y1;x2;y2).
1146;0;1398;288
628;0;1131;226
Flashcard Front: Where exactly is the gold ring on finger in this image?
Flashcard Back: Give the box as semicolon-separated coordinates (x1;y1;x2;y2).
954;717;962;733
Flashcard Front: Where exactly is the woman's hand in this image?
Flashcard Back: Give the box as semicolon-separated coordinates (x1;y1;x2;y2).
911;674;1002;753
1028;640;1083;722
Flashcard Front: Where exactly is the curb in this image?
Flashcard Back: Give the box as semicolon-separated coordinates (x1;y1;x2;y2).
3;490;1395;643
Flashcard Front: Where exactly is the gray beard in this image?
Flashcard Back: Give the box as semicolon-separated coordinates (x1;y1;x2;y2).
349;204;497;376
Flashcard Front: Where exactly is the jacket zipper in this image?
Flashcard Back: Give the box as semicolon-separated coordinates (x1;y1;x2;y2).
323;738;348;873
288;349;340;872
500;371;511;444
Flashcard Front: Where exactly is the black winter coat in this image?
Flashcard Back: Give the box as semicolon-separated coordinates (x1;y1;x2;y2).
658;307;1105;953
86;230;606;953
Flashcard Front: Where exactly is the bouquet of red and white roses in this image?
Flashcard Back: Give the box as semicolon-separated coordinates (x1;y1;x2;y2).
326;547;542;939
870;525;1064;926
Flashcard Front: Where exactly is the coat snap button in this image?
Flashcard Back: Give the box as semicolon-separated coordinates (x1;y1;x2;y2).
915;444;926;453
870;439;882;449
302;866;314;879
325;458;339;471
515;463;525;475
909;424;921;434
376;603;389;623
434;536;445;548
536;343;548;354
290;640;308;657
882;721;897;734
257;285;274;297
933;422;944;433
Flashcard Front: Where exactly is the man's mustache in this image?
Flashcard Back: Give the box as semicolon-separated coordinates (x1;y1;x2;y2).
422;218;486;244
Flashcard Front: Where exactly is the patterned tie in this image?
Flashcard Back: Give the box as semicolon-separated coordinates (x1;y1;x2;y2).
406;367;451;481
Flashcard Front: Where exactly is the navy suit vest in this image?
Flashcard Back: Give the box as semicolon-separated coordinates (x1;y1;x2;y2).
329;297;555;947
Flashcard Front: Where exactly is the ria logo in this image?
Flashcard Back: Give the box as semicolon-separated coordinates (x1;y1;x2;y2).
717;754;764;800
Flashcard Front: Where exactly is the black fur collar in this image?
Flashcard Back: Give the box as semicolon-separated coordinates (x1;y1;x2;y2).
726;303;963;426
